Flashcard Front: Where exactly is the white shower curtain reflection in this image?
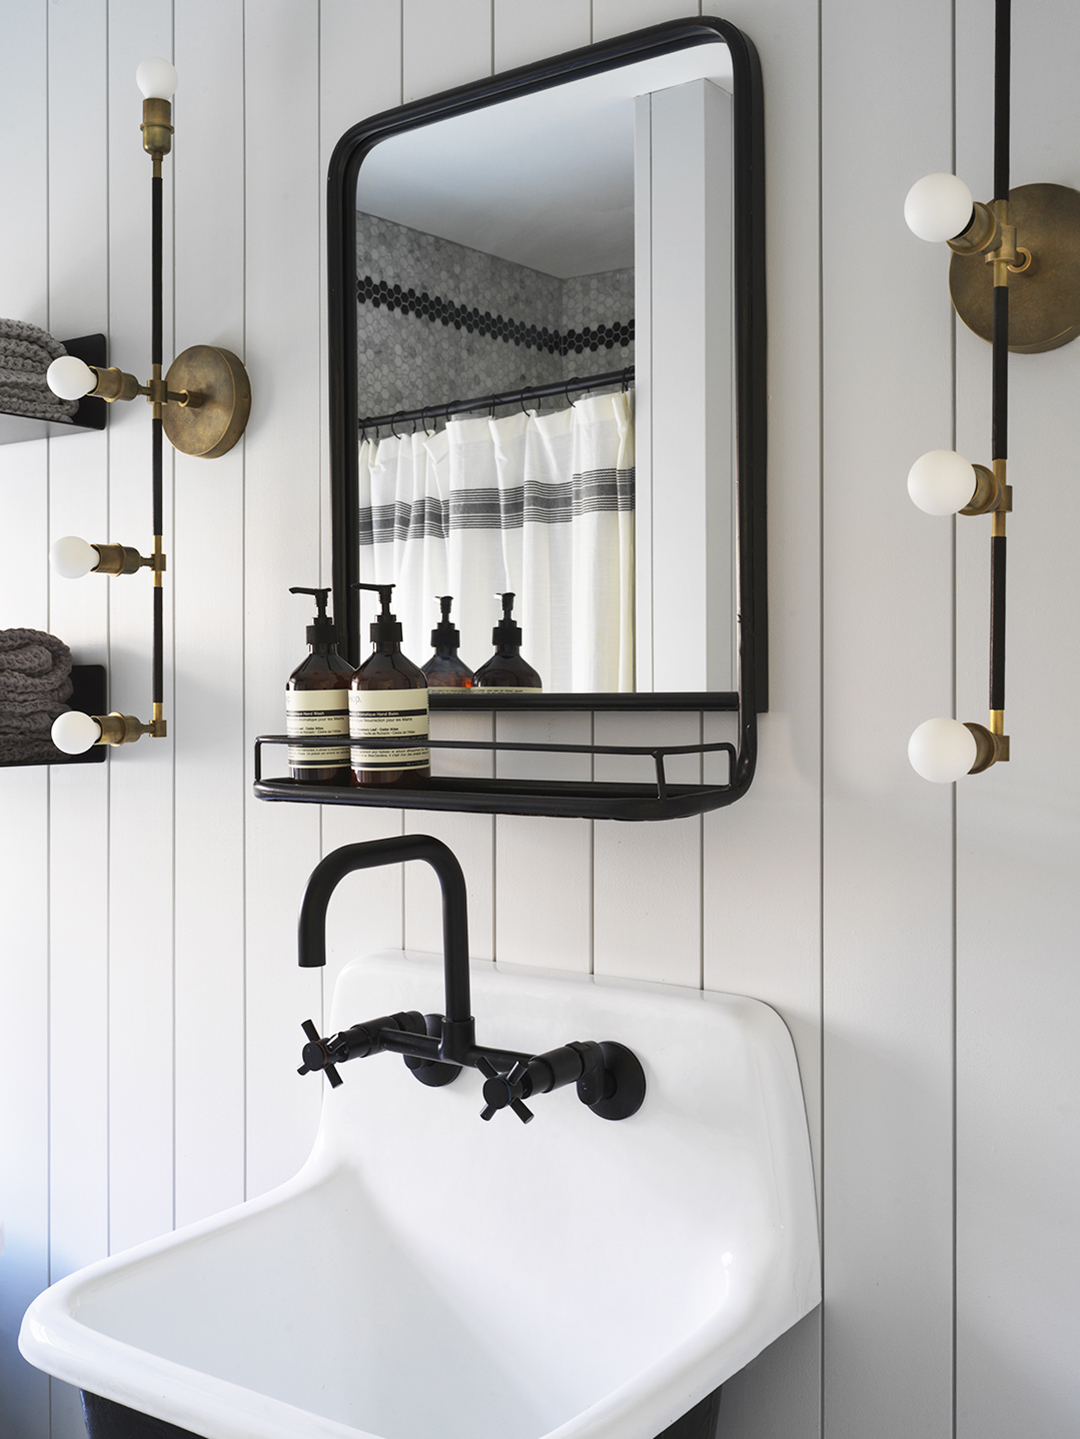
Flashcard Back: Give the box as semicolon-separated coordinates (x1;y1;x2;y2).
358;392;634;692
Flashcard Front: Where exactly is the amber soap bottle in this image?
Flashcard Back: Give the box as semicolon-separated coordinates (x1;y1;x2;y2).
285;586;355;785
421;596;474;691
473;592;543;693
349;582;430;786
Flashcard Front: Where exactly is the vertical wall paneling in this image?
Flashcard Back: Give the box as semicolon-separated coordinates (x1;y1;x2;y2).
0;7;52;1433
171;0;248;1229
592;712;701;988
402;0;491;104
821;0;955;1435
954;4;1080;1436
494;712;593;972
103;0;178;1256
591;0;696;43
45;6;111;1432
242;0;325;1199
488;0;594;977
493;0;591;72
4;3;1080;1438
704;2;824;1432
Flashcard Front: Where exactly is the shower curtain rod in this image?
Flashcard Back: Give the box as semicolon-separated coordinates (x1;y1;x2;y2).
358;365;634;435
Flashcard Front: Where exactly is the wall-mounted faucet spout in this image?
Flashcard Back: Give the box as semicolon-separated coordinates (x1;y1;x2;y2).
298;834;473;1048
296;835;646;1123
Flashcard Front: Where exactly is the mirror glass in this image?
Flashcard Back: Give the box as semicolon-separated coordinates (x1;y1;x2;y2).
351;37;738;698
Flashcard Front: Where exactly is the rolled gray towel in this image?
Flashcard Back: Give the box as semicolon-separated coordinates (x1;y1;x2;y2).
0;733;72;765
0;319;78;422
0;629;73;736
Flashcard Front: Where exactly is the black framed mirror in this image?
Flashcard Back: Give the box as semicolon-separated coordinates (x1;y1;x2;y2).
327;16;765;736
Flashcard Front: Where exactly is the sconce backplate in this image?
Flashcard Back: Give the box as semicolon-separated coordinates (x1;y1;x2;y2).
163;345;251;458
950;183;1080;353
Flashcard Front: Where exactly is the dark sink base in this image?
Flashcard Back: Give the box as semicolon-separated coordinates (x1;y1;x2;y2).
82;1393;205;1439
82;1384;722;1439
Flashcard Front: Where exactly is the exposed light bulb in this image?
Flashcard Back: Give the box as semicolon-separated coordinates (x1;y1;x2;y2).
52;710;103;755
46;355;96;401
908;717;977;783
50;535;100;579
136;57;178;100
907;449;977;516
904;173;974;243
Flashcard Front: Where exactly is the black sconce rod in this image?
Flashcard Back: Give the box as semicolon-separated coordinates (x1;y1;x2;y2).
151;166;165;715
989;0;1010;718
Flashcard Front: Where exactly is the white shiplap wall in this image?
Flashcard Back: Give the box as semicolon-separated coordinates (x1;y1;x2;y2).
0;2;1078;1438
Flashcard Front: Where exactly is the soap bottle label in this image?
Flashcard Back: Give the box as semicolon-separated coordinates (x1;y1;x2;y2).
286;690;349;766
349;689;430;770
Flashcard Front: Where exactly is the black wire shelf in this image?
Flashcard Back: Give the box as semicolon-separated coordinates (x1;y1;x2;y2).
253;731;737;822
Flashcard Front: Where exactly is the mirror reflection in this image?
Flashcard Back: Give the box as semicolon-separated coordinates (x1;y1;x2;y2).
353;40;735;696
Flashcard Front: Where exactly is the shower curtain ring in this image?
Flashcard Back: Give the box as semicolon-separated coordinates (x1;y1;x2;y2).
390;411;405;440
564;378;578;407
520;386;532;415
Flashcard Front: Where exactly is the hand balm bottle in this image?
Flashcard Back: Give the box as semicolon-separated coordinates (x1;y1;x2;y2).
349;582;430;787
473;592;543;693
421;596;474;690
286;586;355;785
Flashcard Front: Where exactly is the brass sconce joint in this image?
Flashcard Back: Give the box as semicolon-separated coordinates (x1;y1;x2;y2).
90;542;155;576
89;365;143;403
149;702;167;739
151;536;166;582
140;98;173;160
93;713;151;746
947;200;1000;256
145;369;193;409
960;461;1012;517
964;719;1010;772
986;200;1019;286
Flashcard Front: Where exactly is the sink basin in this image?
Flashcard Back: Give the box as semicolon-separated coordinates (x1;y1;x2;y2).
20;951;819;1439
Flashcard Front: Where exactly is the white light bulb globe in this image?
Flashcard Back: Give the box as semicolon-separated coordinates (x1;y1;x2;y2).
907;449;976;516
136;57;178;100
904;173;974;242
47;355;96;401
908;717;977;783
50;535;99;579
52;710;103;755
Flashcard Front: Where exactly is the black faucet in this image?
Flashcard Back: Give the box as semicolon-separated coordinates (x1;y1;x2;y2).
295;835;645;1124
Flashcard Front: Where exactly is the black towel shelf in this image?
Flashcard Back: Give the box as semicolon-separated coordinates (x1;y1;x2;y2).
0;664;107;768
254;732;737;822
0;333;107;446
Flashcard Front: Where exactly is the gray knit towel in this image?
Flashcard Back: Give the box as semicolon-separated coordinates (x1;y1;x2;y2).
0;319;78;423
0;629;74;736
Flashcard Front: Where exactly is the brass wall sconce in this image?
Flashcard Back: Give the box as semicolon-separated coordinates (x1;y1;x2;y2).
903;0;1080;782
49;58;251;758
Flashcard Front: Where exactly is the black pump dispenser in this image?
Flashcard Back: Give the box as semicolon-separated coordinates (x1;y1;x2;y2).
491;592;522;647
431;595;460;649
474;591;542;693
422;595;474;690
289;586;337;647
354;581;403;644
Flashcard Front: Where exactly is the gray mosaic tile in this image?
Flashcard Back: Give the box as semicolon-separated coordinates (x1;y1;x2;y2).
356;212;633;431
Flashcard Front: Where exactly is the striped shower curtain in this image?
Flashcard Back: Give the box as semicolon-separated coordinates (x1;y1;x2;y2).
357;392;634;692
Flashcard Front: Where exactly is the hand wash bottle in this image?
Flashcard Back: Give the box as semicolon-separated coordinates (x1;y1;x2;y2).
349;582;430;786
285;586;355;786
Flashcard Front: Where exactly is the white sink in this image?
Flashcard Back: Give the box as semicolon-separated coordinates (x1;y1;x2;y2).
20;951;819;1439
